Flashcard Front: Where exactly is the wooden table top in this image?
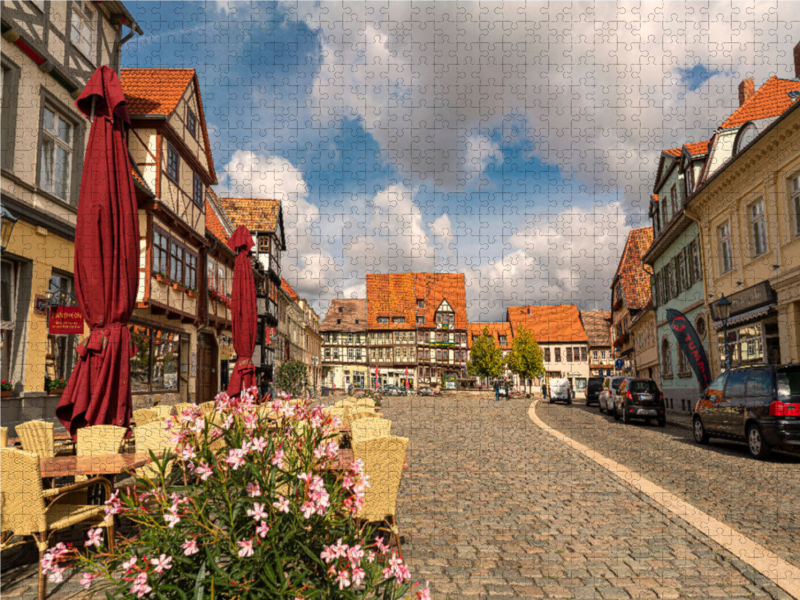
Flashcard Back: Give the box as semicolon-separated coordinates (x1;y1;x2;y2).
40;453;152;478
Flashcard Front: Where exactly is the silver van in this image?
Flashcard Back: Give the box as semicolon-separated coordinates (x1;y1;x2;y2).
549;378;572;404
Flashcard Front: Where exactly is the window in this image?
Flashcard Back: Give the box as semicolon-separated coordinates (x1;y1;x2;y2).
677;344;690;375
675;252;685;293
593;350;599;361
193;173;204;208
336;319;341;325
417;299;425;309
166;144;179;181
46;273;78;383
499;335;507;345
187;109;197;138
130;325;181;393
324;347;331;360
719;222;733;273
792;175;800;237
580;347;587;362
153;228;170;275
1;259;18;383
746;368;772;397
670;184;677;216
661;338;673;377
348;348;354;360
566;348;573;362
544;348;551;362
39;106;73;201
707;372;727;401
661;200;669;230
750;200;767;257
689;239;703;283
601;350;606;359
695;315;706;340
170;242;185;283
355;348;362;360
71;1;96;62
417;315;425;325
726;370;747;396
554;348;561;362
258;236;270;254
377;317;389;325
355;319;360;325
185;251;197;291
392;317;404;324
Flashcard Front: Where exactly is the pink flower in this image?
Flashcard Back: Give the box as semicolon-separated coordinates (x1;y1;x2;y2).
273;495;290;513
80;572;96;590
164;510;181;528
131;572;152;598
85;528;104;548
225;449;245;470
237;539;254;558
271;449;284;469
375;536;391;554
122;556;138;571
179;446;196;461
181;538;199;556
368;551;376;563
347;544;364;566
195;461;213;481
48;567;65;584
416;583;432;600
150;554;173;573
246;502;268;521
246;482;262;497
104;491;123;520
252;436;268;452
256;521;270;538
351;566;366;586
336;569;351;590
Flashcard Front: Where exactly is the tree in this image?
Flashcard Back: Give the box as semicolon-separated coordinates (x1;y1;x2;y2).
507;326;545;393
276;359;308;397
468;327;506;383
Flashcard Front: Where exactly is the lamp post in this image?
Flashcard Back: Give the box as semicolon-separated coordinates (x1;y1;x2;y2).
716;294;732;372
1;206;19;252
312;355;318;398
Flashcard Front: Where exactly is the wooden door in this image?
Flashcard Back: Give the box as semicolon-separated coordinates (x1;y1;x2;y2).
197;333;218;403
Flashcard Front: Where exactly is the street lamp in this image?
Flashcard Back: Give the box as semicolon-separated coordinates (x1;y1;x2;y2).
1;206;18;252
716;294;732;372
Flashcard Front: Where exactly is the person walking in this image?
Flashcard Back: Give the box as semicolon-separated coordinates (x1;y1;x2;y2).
493;378;501;402
541;382;547;399
504;378;510;400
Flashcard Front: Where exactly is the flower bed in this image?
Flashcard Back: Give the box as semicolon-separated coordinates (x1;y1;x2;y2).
42;387;429;599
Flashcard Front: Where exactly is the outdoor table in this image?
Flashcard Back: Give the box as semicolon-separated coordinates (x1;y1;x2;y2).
40;453;152;479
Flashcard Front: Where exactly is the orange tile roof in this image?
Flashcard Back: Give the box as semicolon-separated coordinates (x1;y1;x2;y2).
219;197;281;233
366;273;417;330
651;194;658;204
413;273;468;330
720;76;800;129
468;322;513;350
580;310;611;348
613;227;654;311
507;305;589;343
663;147;682;158
320;299;368;332
120;69;216;185
684;140;709;156
281;277;299;301
205;200;229;244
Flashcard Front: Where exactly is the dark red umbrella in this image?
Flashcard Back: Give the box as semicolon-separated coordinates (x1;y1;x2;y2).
226;226;257;398
56;66;140;440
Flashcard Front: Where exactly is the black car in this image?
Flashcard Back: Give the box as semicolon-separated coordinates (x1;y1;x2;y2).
585;377;604;406
693;364;800;459
612;378;665;427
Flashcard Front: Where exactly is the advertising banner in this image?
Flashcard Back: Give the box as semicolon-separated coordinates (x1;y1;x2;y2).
666;308;712;389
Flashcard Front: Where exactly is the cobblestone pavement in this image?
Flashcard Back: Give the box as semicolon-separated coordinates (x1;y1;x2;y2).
380;395;796;599
536;400;800;573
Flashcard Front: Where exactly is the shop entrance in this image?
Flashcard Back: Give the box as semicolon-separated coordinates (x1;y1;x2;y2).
197;333;218;404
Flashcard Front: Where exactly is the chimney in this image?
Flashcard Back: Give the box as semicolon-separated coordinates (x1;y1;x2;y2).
738;78;755;106
795;41;800;79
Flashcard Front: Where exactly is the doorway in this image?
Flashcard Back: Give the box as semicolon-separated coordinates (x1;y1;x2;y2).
197;333;218;404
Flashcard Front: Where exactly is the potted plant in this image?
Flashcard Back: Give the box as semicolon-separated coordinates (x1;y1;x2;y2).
172;281;187;292
185;287;199;298
46;377;67;396
154;271;172;285
41;387;430;600
1;380;12;398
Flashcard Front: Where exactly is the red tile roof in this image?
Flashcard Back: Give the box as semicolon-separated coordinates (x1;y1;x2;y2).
205;201;229;244
612;227;654;311
281;277;299;301
120;69;216;184
663;147;682;158
413;273;468;330
219;197;281;233
366;273;417;330
720;76;800;129
580;310;611;348
651;194;658;204
507;305;589;343
468;322;513;350
684;140;709;156
320;299;368;332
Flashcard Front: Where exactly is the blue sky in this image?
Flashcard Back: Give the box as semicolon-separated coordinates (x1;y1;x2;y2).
122;1;800;320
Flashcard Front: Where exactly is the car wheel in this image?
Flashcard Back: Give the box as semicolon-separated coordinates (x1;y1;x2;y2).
657;417;666;428
549;398;554;404
747;424;771;460
598;401;605;414
692;417;709;445
644;418;651;425
613;405;621;421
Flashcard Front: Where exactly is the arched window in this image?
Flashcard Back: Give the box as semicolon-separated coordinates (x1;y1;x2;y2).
661;337;673;378
678;344;690;374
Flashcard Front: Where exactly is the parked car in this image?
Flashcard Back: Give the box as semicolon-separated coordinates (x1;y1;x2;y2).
417;386;436;396
585;376;604;406
612;378;665;426
599;376;627;414
383;385;408;397
549;378;572;404
692;364;800;459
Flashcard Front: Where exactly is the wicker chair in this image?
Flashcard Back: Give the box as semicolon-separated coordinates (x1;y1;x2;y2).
174;402;194;415
0;448;114;600
16;421;73;458
1;426;7;449
352;435;409;554
134;421;176;479
132;408;158;427
75;425;126;482
199;401;216;415
354;398;376;408
333;399;355;409
351;418;392;445
152;405;174;420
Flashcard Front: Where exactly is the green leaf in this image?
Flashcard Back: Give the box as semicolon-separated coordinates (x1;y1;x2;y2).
193;560;207;600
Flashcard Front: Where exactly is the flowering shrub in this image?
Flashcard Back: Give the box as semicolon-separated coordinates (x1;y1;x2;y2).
208;285;232;309
1;379;11;392
45;377;67;392
43;387;429;599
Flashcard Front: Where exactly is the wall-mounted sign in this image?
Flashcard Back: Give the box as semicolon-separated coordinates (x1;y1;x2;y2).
614;358;624;369
49;306;84;334
710;281;776;321
34;294;48;315
219;338;235;361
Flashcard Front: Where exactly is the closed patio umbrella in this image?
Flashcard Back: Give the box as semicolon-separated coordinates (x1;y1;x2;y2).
226;226;257;398
56;66;140;440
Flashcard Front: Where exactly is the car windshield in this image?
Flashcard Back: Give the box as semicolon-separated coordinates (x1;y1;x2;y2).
777;367;800;400
611;379;624;390
588;378;603;389
628;380;658;393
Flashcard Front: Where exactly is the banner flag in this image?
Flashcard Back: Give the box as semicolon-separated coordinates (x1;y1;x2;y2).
666;308;712;389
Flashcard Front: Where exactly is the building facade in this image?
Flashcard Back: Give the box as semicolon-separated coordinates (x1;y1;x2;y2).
298;298;322;396
1;1;140;429
467;322;517;387
630;301;659;385
320;299;368;391
580;310;613;377
507;305;590;395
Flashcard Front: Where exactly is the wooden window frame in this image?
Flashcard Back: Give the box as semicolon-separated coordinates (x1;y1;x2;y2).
192;172;204;208
187;108;197;139
70;0;96;64
152;227;171;276
166;143;180;183
718;221;734;274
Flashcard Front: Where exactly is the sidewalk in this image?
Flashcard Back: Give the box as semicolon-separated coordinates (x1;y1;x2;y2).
665;411;693;431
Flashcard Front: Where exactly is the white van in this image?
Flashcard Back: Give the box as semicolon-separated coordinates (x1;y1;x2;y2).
549;378;572;404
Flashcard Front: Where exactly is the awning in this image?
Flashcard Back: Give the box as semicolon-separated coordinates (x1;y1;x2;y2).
712;304;775;331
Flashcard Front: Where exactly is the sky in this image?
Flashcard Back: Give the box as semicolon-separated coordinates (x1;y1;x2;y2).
122;1;800;321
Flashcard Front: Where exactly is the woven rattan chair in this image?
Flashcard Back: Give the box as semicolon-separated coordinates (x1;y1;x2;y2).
134;421;176;479
174;402;194;415
0;448;114;600
75;425;126;482
350;418;392;445
132;408;158;427
333;399;355;409
1;426;7;449
352;435;409;554
152;405;174;420
199;401;216;415
16;421;73;458
354;398;376;408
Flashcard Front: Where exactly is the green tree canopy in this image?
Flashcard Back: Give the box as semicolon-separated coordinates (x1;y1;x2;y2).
468;327;506;380
507;326;545;386
276;359;308;397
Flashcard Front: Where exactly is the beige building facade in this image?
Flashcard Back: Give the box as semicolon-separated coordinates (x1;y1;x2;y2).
630;302;659;385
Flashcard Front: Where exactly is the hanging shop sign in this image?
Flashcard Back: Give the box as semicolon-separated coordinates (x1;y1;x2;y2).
219;334;235;360
709;281;776;321
48;306;84;335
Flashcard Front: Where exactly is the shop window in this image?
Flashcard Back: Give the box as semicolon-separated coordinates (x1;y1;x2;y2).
46;273;78;383
130;325;181;393
750;200;767;258
39;105;74;202
1;259;18;383
71;1;96;62
718;221;733;274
